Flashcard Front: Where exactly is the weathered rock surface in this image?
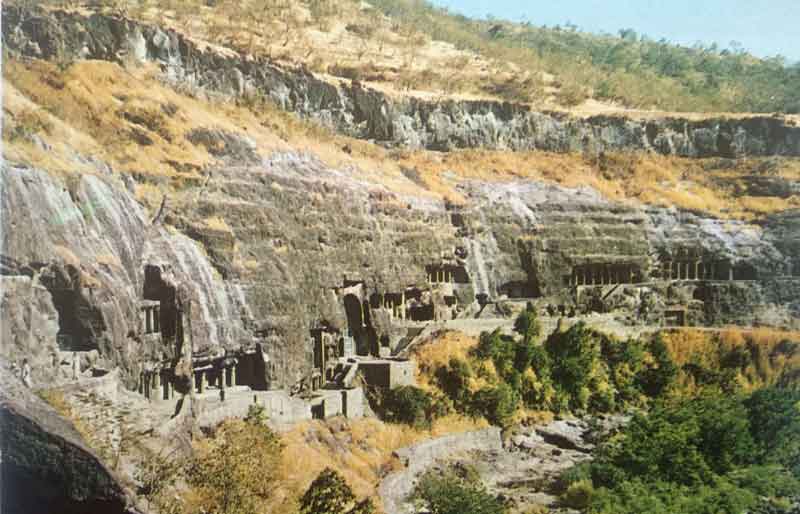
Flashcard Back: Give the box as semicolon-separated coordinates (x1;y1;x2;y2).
378;417;624;514
379;427;504;514
3;154;799;394
0;159;457;389
2;8;798;393
4;5;800;157
0;366;137;514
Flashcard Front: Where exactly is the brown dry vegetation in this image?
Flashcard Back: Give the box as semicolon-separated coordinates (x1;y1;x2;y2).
661;327;800;393
4;57;800;221
49;0;539;105
393;147;800;219
272;415;487;513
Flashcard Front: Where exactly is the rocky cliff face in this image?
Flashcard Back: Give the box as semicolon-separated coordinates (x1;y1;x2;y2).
0;159;459;389
4;5;800;157
0;367;136;514
4;154;798;394
2;4;799;405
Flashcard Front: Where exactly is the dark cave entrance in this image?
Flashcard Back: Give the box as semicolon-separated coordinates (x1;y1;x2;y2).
343;294;378;356
408;303;434;322
143;265;181;354
498;280;537;299
41;265;104;352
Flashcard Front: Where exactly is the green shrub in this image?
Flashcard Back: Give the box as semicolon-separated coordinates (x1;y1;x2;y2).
471;383;519;427
544;323;602;411
520;369;554;409
637;336;678;398
380;385;446;429
745;387;800;477
558;462;592;492
592;392;756;489
412;468;506;514
300;467;375;514
562;479;594;509
557;386;800;514
473;329;517;379
727;465;800;499
436;357;472;408
513;303;541;344
186;419;283;514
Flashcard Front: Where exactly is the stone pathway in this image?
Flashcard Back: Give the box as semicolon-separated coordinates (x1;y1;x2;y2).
378;417;626;514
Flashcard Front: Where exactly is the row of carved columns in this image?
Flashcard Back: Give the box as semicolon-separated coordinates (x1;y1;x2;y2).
570;265;638;286
192;363;237;394
377;293;407;321
662;260;729;281
141;304;160;334
428;269;454;284
140;369;175;401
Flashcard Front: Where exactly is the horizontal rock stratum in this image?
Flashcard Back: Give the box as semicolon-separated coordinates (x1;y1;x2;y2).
3;4;800;157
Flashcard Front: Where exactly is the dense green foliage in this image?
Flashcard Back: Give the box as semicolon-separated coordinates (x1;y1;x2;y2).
370;385;448;429
299;468;375;514
373;0;800;112
433;307;681;425
412;466;507;514
745;388;800;478
471;383;519;427
569;388;800;514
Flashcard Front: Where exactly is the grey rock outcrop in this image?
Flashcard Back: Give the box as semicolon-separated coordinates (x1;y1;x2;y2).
378;417;623;514
0;366;137;514
379;427;503;514
3;5;800;158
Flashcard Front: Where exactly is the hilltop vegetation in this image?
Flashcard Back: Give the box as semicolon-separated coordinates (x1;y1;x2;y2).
23;0;800;113
372;0;800;112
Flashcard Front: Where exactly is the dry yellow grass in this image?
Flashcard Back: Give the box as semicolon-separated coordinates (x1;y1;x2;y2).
203;216;232;233
73;0;526;105
2;57;433;202
411;330;478;391
36;1;800;117
5;56;799;222
410;330;500;396
661;327;800;392
273;414;487;514
394;148;800;219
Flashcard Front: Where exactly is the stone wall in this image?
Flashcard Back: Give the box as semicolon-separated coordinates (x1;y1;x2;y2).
195;389;312;428
379;427;503;514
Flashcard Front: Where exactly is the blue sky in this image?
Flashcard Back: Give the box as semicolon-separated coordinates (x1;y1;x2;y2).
428;0;800;62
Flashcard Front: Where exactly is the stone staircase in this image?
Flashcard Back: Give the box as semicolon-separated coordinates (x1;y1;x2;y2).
61;385;156;466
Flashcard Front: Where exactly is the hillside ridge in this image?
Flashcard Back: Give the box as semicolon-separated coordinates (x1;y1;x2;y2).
4;4;800;158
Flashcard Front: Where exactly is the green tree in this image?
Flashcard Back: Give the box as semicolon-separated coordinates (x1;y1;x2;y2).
186;417;283;514
513;302;541;345
544;323;601;411
745;388;800;477
592;393;756;489
300;467;375;514
472;383;519;427
436;357;472;408
637;335;677;398
381;385;445;429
